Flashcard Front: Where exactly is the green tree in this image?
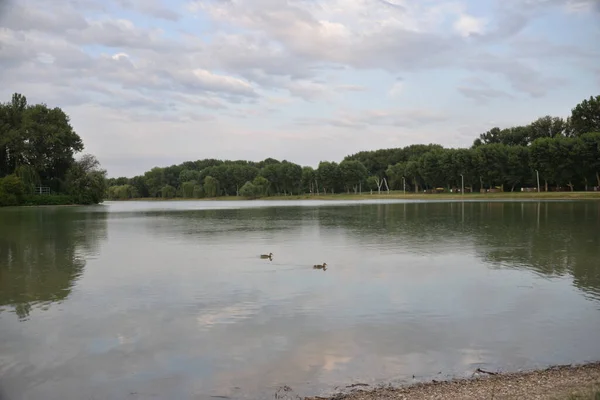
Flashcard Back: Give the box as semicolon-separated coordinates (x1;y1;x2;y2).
579;132;600;188
161;185;176;198
386;162;406;190
192;184;204;198
301;166;316;194
404;160;421;193
317;161;340;194
0;93;84;191
204;176;220;197
338;160;368;193
65;154;107;205
529;138;554;191
239;181;260;198
181;181;196;198
505;146;531;191
570;95;600;135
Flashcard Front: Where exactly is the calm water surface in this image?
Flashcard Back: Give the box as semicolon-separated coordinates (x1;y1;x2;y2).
1;200;600;399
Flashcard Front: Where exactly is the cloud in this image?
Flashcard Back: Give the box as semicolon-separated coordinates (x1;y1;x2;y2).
453;14;487;37
458;86;514;103
114;0;181;21
388;79;404;98
296;108;449;130
0;0;597;176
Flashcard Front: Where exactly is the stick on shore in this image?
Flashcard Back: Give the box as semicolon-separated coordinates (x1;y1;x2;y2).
304;362;600;400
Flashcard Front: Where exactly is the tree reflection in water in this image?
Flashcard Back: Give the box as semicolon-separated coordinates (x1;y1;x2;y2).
317;201;600;300
0;207;108;319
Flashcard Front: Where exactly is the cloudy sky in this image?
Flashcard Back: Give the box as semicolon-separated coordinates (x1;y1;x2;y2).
1;0;599;177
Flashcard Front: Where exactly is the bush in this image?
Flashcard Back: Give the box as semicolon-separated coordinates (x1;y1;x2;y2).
0;191;18;207
0;175;26;206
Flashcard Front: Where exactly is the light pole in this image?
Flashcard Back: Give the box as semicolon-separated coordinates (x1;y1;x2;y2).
460;174;464;196
535;169;540;193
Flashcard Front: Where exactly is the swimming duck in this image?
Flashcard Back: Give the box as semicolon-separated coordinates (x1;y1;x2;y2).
313;262;327;270
260;253;273;259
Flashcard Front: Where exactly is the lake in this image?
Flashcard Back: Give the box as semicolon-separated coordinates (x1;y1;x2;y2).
1;199;599;400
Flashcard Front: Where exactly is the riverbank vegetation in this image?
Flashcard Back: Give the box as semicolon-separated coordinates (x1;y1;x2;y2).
0;93;107;207
107;95;600;200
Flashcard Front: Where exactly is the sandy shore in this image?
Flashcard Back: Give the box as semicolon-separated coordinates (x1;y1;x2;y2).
304;363;600;400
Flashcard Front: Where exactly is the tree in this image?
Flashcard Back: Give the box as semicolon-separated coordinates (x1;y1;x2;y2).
301;166;316;194
252;176;269;196
65;154;107;205
338;160;367;193
0;93;84;191
161;185;176;198
570;95;600;135
505;146;531;191
181;181;196;198
474;144;508;190
239;181;260;198
404;160;421;193
529;138;554;191
386;162;406;190
317;161;340;194
579;132;600;187
204;176;220;197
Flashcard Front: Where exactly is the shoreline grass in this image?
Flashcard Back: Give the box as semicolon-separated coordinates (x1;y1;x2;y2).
109;191;600;202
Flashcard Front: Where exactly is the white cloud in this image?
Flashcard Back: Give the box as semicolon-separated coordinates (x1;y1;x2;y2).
0;0;598;176
454;14;487;37
388;80;404;98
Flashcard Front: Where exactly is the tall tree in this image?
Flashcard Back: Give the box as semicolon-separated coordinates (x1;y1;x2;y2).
570;95;600;135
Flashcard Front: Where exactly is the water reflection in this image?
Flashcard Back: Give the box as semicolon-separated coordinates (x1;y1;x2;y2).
0;207;108;319
1;201;599;400
317;201;600;300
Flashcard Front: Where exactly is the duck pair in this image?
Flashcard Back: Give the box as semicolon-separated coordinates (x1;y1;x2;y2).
260;253;328;271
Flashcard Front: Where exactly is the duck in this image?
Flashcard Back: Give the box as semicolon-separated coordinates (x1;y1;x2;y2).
260;252;273;259
313;262;327;271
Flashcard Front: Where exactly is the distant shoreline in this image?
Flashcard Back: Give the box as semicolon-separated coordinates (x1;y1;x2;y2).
109;191;600;202
304;361;600;400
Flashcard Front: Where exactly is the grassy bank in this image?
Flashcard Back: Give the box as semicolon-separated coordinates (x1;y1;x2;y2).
304;362;600;400
0;194;76;207
111;191;600;202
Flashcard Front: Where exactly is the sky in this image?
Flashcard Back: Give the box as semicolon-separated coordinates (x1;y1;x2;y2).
0;0;599;178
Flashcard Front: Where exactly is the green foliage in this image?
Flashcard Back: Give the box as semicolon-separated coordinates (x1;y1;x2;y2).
252;176;269;196
107;184;138;200
14;165;39;194
570;95;600;136
161;185;176;198
203;176;220;197
181;181;196;198
65;154;107;205
365;176;379;191
239;181;259;198
317;161;340;193
21;194;74;206
339;160;368;193
192;184;204;198
0;93;105;206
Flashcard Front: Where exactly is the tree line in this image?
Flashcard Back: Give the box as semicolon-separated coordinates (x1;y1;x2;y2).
0;93;107;206
108;95;600;199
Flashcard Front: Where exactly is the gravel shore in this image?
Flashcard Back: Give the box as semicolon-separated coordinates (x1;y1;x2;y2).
304;362;600;400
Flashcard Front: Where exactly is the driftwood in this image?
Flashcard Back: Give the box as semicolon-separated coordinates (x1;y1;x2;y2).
346;383;369;388
476;368;498;375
